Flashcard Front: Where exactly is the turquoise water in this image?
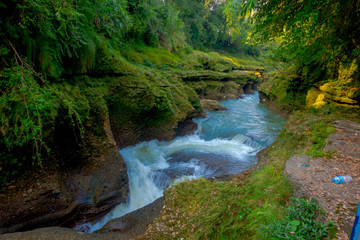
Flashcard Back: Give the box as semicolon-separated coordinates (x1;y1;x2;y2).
80;92;286;232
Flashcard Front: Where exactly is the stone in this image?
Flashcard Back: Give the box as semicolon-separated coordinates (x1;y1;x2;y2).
98;197;164;239
200;99;227;111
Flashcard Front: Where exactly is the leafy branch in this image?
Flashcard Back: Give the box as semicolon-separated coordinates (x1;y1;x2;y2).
4;38;84;165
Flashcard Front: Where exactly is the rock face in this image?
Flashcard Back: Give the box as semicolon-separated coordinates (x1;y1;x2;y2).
0;116;129;234
258;91;290;118
243;83;254;94
285;120;360;237
200;99;227;111
98;197;164;238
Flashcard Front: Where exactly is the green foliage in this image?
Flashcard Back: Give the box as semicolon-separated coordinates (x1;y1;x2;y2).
228;0;360;77
226;0;258;17
121;44;182;68
127;0;185;49
0;0;187;76
0;66;55;155
0;62;86;188
173;0;257;54
259;70;307;112
0;0;132;76
262;197;335;239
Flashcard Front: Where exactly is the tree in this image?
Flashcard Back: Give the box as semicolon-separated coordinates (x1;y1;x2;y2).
227;0;360;75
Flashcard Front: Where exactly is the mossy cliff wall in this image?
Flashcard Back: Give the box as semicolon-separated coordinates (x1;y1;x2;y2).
259;61;359;114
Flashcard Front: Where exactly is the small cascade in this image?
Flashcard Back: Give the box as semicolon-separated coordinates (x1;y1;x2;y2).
78;92;286;232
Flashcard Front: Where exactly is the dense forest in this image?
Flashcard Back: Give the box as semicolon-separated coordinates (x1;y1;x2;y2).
0;0;360;238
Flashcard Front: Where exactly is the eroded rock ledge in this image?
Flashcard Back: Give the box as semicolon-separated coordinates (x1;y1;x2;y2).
200;99;227;111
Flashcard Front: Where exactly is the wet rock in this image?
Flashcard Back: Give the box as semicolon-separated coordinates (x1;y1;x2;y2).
98;197;164;239
175;117;198;137
243;83;254;94
200;99;227;111
0;199;163;240
1;226;123;240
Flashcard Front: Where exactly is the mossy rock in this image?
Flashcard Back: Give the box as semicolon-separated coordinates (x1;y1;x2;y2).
121;45;182;68
187;80;243;100
259;70;306;112
177;70;258;84
306;87;323;108
106;69;198;130
95;46;139;75
319;82;358;105
311;93;328;109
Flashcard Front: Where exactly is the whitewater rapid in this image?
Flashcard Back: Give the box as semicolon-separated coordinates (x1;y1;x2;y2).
77;92;286;232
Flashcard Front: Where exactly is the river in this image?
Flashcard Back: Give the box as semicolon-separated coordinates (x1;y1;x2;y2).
77;91;286;232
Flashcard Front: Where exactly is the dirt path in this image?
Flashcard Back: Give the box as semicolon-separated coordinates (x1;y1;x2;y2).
286;120;360;239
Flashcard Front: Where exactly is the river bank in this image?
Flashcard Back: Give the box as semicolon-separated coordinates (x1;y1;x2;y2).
2;83;359;240
1;85;271;240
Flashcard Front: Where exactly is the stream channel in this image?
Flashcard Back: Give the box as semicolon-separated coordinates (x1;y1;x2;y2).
78;91;286;232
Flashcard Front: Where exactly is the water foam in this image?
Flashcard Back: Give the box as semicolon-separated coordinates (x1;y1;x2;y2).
78;92;286;233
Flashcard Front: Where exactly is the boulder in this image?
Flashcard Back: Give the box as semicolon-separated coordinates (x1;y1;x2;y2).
200;99;227;111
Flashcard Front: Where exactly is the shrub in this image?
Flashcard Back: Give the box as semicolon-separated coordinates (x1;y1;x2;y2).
262;197;335;239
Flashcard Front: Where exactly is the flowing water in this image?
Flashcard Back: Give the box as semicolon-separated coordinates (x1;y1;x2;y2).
78;92;286;232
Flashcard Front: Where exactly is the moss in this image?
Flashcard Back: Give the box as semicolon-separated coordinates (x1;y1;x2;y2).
305;121;336;157
120;44;182;68
221;55;266;72
106;65;198;130
55;82;91;122
95;41;139;75
312;61;360;106
312;93;328;109
177;69;258;84
306;87;322;107
259;69;306;112
186;80;242;100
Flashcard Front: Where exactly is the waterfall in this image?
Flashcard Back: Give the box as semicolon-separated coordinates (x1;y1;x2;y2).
77;92;286;232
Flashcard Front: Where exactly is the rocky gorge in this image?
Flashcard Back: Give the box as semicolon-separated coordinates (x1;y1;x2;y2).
0;49;263;236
